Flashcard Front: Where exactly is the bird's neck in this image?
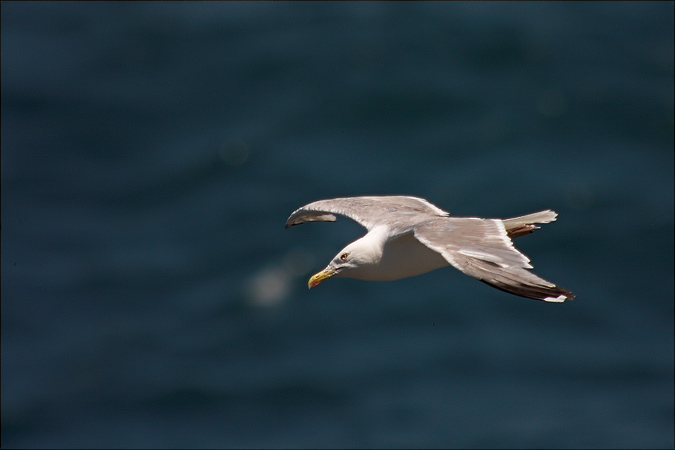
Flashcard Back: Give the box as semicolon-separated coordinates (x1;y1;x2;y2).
352;226;389;263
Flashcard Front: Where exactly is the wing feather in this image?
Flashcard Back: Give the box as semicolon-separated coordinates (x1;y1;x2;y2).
285;196;448;234
414;218;574;302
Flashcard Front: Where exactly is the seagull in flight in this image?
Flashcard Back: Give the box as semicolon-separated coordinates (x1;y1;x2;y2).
286;195;574;302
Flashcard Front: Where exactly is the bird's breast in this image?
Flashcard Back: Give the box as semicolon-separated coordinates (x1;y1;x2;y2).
349;232;449;281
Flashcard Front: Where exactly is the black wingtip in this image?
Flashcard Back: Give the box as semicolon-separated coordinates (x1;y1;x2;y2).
480;280;575;302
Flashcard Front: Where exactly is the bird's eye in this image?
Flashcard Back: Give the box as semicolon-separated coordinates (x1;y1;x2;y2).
340;252;349;261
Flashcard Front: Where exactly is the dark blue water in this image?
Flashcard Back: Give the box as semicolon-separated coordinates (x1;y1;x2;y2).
2;2;673;448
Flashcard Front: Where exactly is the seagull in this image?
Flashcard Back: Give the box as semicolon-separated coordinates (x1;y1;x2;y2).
285;195;574;302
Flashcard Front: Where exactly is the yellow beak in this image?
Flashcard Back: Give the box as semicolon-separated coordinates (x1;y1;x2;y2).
308;268;336;289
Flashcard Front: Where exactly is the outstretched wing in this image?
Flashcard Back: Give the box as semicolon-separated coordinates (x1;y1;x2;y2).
414;217;574;302
285;196;448;233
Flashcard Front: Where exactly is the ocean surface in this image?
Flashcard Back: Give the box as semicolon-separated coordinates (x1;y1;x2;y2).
2;2;673;448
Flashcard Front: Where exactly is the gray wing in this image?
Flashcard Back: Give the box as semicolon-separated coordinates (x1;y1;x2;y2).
414;217;574;302
285;196;448;233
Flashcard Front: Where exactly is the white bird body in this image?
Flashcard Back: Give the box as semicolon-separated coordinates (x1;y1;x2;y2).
337;227;449;281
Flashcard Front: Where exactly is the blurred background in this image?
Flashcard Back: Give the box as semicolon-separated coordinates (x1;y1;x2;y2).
2;2;673;448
